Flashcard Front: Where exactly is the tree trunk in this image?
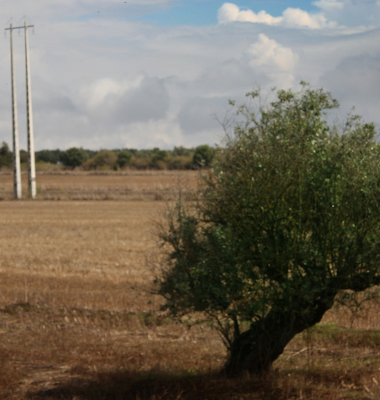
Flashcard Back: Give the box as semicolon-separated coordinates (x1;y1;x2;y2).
222;295;335;377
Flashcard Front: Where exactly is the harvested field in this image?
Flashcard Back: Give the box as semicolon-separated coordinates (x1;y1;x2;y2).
0;170;198;200
0;201;161;310
1;175;380;399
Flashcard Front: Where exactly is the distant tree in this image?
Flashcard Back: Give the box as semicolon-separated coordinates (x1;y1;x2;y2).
192;145;215;168
167;155;193;170
156;84;380;377
84;149;98;160
84;150;117;170
0;142;12;168
152;150;168;164
36;149;63;164
61;147;89;168
117;151;133;168
20;150;28;164
173;146;192;157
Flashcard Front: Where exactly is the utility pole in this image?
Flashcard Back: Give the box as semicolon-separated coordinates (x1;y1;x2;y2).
5;23;22;199
5;21;36;199
24;21;36;198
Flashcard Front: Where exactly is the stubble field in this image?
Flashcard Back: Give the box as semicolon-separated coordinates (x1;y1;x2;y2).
0;170;198;201
1;171;380;399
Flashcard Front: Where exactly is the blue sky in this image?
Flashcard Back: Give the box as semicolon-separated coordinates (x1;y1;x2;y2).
1;0;380;150
140;1;319;26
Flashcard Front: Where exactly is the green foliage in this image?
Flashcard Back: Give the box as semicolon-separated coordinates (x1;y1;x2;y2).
173;146;192;157
192;145;215;168
84;150;117;170
166;155;193;170
61;147;89;168
35;149;63;164
151;150;169;169
0;142;12;168
152;150;168;163
156;84;380;375
31;146;207;170
117;151;133;168
20;150;28;164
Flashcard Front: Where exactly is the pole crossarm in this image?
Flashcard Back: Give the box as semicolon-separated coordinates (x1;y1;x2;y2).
5;25;34;31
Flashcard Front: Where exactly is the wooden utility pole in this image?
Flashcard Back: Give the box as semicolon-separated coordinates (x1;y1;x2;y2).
6;23;22;199
24;21;36;198
5;21;36;199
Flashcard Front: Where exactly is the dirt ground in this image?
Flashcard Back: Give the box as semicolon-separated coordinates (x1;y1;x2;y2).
1;173;380;399
0;170;198;200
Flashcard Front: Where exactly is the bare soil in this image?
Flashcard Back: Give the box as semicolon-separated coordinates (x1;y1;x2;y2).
0;170;198;201
1;172;380;399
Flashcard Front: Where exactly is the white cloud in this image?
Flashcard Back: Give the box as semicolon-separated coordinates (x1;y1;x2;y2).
80;75;170;126
248;34;298;71
83;76;145;109
314;0;380;27
1;1;380;151
313;0;345;11
121;117;183;149
218;3;337;29
282;8;337;29
217;3;281;25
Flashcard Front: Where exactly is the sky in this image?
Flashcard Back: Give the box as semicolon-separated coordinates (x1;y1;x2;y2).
1;0;380;151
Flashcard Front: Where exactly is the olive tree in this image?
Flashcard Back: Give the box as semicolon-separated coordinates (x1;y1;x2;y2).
155;84;380;377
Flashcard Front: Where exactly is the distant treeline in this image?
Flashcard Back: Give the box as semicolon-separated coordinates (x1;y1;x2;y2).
0;141;215;171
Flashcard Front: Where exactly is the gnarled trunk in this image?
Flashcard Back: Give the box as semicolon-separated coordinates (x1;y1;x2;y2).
222;295;336;377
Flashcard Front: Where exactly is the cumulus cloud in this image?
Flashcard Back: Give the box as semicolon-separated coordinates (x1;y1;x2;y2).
191;59;269;99
83;76;145;109
1;0;380;150
319;53;380;125
313;0;380;28
218;2;337;29
82;75;170;124
282;8;336;29
217;3;282;25
177;96;227;135
247;34;298;71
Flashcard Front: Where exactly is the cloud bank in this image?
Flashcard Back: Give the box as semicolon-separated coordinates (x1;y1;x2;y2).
217;3;337;29
0;0;379;150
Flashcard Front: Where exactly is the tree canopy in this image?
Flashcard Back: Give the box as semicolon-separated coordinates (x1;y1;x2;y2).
156;83;380;376
192;144;215;168
0;142;12;168
61;147;89;168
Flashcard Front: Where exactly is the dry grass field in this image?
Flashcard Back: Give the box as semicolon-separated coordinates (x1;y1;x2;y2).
1;172;380;399
0;170;198;201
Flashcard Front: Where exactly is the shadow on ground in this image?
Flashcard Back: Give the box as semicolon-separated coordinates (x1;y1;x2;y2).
27;369;286;400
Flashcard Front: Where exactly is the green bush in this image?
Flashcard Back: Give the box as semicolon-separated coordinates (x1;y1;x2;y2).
156;84;380;377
